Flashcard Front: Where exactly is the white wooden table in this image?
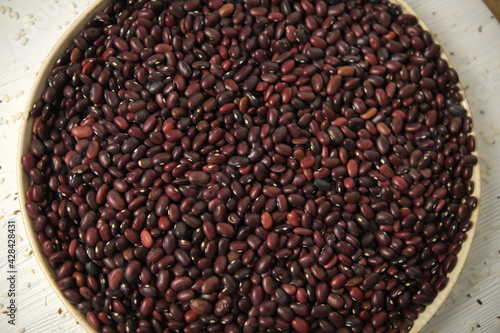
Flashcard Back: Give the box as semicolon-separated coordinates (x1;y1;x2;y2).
0;1;499;332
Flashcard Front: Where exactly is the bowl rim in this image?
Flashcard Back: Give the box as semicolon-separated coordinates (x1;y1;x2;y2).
17;0;481;332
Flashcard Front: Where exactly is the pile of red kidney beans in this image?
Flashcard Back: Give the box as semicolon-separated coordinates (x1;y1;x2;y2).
22;0;478;332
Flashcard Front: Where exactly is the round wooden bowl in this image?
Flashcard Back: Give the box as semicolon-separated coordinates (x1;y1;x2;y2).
17;1;481;332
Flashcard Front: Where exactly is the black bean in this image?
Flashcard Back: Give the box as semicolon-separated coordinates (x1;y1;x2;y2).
314;179;333;191
447;104;467;117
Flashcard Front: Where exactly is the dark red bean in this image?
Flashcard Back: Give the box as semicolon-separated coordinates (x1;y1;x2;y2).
188;171;210;185
108;268;123;290
330;273;347;289
71;125;93;138
375;88;389;106
443;255;458;273
292;317;309;333
201;276;219;294
80;210;97;231
326;75;343;95
62;289;82;304
219;3;234;17
190;298;212;315
171;277;193;292
86;311;101;331
106;189;126;211
89;83;103;104
261;212;273;230
371;311;388;328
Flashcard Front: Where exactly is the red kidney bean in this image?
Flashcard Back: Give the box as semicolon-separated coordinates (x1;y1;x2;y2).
190;298;213;315
62;289;82;304
326;75;343;95
86;311;101;331
330;273;348;289
108;268;123;290
170;276;193;292
291;317;309;333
